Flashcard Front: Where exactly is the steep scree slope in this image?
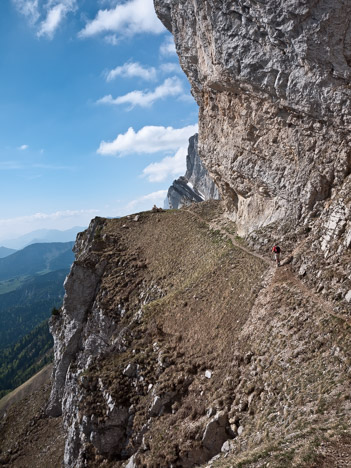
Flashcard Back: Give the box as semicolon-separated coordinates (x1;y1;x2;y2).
42;201;351;467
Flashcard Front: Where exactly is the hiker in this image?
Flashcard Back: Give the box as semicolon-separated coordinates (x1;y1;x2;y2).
152;205;164;213
272;244;281;267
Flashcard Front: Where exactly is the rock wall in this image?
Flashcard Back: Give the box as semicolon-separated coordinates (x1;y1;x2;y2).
165;134;220;209
154;0;351;230
154;0;351;307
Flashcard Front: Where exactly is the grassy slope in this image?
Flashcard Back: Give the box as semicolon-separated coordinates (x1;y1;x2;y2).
76;201;268;467
98;201;351;467
2;201;351;467
0;365;64;467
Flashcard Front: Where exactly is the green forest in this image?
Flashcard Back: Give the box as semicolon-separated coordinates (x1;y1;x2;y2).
0;269;67;349
0;241;75;400
0;319;53;398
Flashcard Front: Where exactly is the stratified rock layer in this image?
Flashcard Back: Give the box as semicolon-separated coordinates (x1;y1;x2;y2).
166;134;220;209
154;0;351;308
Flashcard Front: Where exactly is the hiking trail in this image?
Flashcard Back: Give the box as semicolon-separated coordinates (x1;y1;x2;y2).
185;207;346;326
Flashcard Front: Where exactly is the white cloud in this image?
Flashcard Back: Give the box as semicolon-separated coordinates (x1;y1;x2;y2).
18;144;29;150
13;0;77;38
0;161;72;171
12;0;40;24
37;3;65;37
160;36;176;56
106;62;157;82
97;123;198;156
0;209;98;242
79;0;165;39
97;77;184;109
37;1;77;38
142;147;187;182
125;190;168;212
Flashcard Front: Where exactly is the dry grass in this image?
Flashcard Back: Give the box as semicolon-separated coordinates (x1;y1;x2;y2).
3;200;351;467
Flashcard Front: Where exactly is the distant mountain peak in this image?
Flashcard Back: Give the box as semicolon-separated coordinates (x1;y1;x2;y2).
0;226;86;250
0;247;17;259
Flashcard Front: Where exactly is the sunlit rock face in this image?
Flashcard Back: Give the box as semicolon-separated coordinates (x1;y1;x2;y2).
165;134;220;209
154;0;351;236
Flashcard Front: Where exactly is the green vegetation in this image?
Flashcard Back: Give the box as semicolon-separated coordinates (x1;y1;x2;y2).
0;269;67;349
0;276;29;295
0;319;53;398
0;241;74;282
0;242;73;399
51;307;60;317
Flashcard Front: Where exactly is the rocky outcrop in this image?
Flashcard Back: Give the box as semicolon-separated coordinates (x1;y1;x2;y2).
154;0;351;309
165;134;220;209
45;204;269;467
44;203;351;467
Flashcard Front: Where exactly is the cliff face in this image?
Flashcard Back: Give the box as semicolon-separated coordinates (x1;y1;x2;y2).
46;204;269;466
11;2;351;467
43;203;351;468
166;134;220;209
154;0;351;310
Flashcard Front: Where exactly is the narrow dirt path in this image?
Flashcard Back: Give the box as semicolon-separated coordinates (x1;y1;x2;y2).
186;208;345;323
185;208;271;266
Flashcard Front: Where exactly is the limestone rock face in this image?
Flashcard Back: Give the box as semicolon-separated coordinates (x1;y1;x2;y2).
154;0;351;232
47;218;106;418
154;0;351;308
43;203;351;467
165;134;220;209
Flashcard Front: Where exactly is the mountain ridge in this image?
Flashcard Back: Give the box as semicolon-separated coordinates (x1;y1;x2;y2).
0;241;74;282
0;226;84;250
0;247;17;259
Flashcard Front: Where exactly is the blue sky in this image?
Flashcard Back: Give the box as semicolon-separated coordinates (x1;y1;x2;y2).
0;0;198;242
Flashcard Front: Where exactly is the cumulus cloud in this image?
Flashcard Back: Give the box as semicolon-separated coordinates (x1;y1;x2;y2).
160;36;177;56
105;61;182;83
12;0;77;38
38;0;77;38
142;147;187;182
12;0;40;24
18;144;29;150
97;77;184;109
106;62;157;82
37;3;65;37
79;0;164;39
97;123;198;156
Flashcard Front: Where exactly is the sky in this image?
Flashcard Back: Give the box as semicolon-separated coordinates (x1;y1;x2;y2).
0;0;198;243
